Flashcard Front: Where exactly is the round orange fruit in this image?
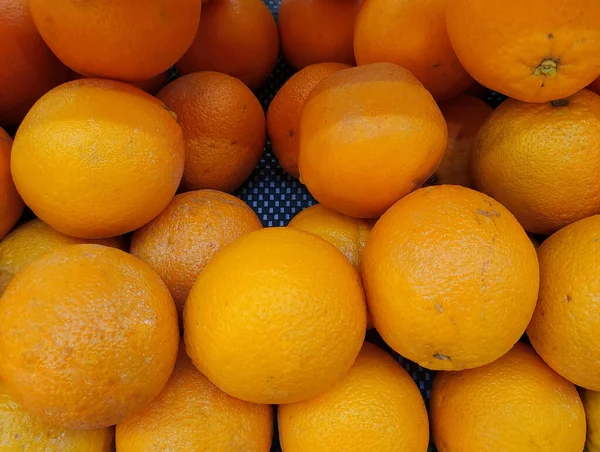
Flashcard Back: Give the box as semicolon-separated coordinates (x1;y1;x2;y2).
431;342;586;452
29;0;202;81
0;128;23;240
527;215;600;391
267;62;350;179
69;70;170;96
0;244;179;429
278;0;361;70
0;380;114;452
279;342;429;452
0;219;126;296
299;62;447;219
435;95;493;187
116;344;273;451
177;0;279;90
446;0;600;103
184;227;367;404
582;389;600;452
131;190;262;322
354;0;473;101
157;72;265;193
362;185;539;371
472;89;600;234
0;0;69;126
11;79;185;239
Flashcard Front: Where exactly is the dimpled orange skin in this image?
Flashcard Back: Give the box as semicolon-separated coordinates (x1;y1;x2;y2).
267;63;351;179
184;228;367;405
354;0;473;101
130;190;262;322
446;0;600;103
0;0;69;126
11;79;185;239
0;380;114;452
116;345;273;452
582;389;600;452
299;62;448;219
0;129;23;240
472;90;600;235
29;0;202;82
431;343;586;452
0;244;179;429
279;342;429;452
157;72;265;193
0;219;126;296
278;0;361;71
527;215;600;391
362;185;539;371
435;95;493;187
177;0;279;90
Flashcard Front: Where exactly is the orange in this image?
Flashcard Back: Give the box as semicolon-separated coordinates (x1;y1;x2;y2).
288;204;373;271
527;215;600;391
446;0;600;103
157;72;265;193
472;89;600;234
434;95;493;187
0;128;23;240
431;342;586;452
116;344;273;451
184;227;367;404
177;0;279;90
0;0;69;126
267;62;350;179
591;77;600;95
0;219;126;296
279;342;429;452
354;0;473;101
582;389;600;452
0;380;114;452
29;0;202;81
70;70;170;96
0;244;179;429
362;185;539;371
131;190;262;322
278;0;361;70
299;62;447;219
11;79;185;239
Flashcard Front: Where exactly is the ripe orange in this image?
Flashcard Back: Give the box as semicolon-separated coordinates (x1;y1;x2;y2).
11;79;185;239
446;0;600;103
582;389;600;452
177;0;279;90
29;0;202;81
131;190;262;322
184;228;367;404
472;89;600;234
116;344;273;451
157;72;265;193
0;0;69;126
434;95;493;187
431;342;586;452
354;0;473;101
0;219;126;296
279;342;429;452
362;185;539;371
70;70;170;96
278;0;361;70
0;128;23;240
267;63;350;179
527;215;600;391
0;380;114;452
299;62;447;218
591;77;600;95
0;244;179;429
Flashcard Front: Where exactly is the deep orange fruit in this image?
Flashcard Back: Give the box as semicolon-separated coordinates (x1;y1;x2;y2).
0;245;179;429
0;128;23;240
362;185;539;371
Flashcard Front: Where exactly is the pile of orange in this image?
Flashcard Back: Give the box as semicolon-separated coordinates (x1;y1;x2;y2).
1;0;600;450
